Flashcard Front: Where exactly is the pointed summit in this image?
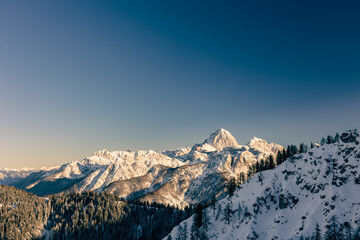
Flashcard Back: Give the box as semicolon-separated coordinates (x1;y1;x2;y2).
204;128;239;150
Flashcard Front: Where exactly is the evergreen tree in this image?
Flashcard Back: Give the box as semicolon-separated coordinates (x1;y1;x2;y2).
228;177;236;197
183;221;188;240
282;149;287;161
195;205;202;228
202;209;209;232
325;215;341;240
341;221;352;240
299;143;308;153
215;204;222;221
287;145;292;157
327;135;334;144
211;196;216;215
237;203;242;220
258;172;264;185
177;224;183;240
190;220;200;240
276;151;283;166
268;155;275;169
224;203;232;224
200;228;208;240
312;223;322;240
260;159;266;172
287;145;298;157
255;160;260;172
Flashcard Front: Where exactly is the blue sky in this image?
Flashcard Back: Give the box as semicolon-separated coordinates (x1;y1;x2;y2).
0;1;359;168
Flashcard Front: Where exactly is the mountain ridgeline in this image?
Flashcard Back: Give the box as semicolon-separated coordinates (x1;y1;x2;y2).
1;129;360;240
165;130;360;240
1;129;283;208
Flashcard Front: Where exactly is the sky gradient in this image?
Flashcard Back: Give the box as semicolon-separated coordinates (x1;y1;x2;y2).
0;1;359;168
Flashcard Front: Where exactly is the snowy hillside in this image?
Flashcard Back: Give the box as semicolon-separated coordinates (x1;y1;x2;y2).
105;129;282;207
165;130;360;239
7;129;282;207
12;149;185;196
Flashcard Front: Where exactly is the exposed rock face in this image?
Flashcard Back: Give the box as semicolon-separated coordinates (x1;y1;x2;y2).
3;129;282;207
165;130;360;240
279;192;299;209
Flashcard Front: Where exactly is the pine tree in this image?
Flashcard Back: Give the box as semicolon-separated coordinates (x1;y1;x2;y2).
282;149;287;161
287;145;298;157
177;224;183;240
183;221;188;240
268;155;275;169
287;145;292;158
190;219;199;240
313;223;321;240
215;204;222;221
195;205;202;228
341;221;352;240
299;143;308;153
228;178;236;197
224;203;232;224
255;160;260;172
260;159;266;172
327;135;334;144
237;203;242;220
276;151;283;166
325;215;341;240
211;196;216;215
201;208;209;233
258;172;264;185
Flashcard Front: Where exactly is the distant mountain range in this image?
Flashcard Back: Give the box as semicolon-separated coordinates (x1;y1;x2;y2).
165;130;360;239
2;129;360;240
0;129;282;207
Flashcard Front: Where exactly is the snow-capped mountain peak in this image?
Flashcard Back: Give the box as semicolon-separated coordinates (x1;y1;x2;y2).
203;128;239;150
165;130;360;239
2;129;283;208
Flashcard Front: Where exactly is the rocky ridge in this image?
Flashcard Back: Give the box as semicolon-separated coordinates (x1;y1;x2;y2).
165;130;360;239
1;129;282;207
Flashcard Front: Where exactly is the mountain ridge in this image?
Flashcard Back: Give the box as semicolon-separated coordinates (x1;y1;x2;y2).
0;129;283;207
164;130;360;239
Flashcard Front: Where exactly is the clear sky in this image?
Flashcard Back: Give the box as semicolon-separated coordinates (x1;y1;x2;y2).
0;1;359;168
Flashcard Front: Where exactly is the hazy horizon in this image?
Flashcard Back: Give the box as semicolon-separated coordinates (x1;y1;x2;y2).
1;1;359;168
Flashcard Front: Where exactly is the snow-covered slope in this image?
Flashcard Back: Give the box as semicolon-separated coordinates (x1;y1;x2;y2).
165;130;360;239
8;129;282;207
105;129;282;207
12;149;185;196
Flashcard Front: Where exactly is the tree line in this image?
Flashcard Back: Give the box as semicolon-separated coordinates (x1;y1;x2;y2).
0;186;194;240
